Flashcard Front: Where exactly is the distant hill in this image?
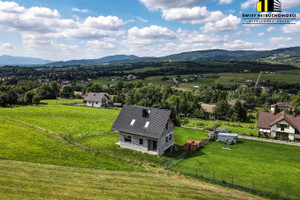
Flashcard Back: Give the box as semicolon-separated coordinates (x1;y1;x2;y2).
47;55;139;66
0;55;52;66
236;46;300;67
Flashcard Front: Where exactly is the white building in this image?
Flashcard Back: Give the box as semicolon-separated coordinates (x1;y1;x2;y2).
258;111;300;141
85;93;109;108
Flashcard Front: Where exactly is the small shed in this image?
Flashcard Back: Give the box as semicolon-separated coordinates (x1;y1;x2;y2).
217;133;238;143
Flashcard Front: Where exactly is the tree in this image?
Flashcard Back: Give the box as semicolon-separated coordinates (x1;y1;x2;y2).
6;89;18;105
61;86;73;99
25;91;35;104
233;100;247;122
213;100;233;121
274;105;281;114
32;95;41;106
0;92;8;107
50;81;59;95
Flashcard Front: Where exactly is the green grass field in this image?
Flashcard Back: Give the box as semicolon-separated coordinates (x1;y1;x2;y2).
93;70;300;89
172;139;300;198
0;118;141;171
0;160;264;200
0;102;299;198
182;118;258;136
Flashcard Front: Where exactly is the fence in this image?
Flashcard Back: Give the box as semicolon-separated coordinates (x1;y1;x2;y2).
164;159;300;200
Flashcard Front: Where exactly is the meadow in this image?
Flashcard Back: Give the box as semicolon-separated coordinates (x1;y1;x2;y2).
0;160;264;200
172;139;300;198
93;70;300;90
182;118;258;136
0;101;299;198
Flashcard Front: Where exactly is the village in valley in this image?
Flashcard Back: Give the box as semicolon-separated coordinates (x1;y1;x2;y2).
0;58;300;199
1;0;300;199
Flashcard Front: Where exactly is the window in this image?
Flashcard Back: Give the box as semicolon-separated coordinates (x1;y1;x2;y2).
139;138;143;145
169;134;172;140
130;119;136;126
144;121;150;128
96;102;98;104
166;123;168;130
166;136;169;143
124;135;132;142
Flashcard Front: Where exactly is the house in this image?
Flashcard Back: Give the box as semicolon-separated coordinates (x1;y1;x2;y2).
246;78;253;83
257;111;300;141
227;99;246;106
271;102;295;113
85;93;109;108
111;105;180;156
201;103;216;113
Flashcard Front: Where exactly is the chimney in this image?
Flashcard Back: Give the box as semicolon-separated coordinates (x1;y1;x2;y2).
142;109;149;118
273;112;276;116
293;113;296;118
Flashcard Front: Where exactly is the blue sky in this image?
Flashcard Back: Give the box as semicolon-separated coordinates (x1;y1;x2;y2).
0;0;299;61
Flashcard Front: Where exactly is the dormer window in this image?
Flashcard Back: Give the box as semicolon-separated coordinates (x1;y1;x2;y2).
144;121;150;128
130;119;136;126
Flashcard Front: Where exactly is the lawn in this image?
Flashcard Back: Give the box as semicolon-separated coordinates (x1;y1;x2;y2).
0;118;141;171
0;102;299;198
182;118;258;136
172;139;300;198
0;160;263;200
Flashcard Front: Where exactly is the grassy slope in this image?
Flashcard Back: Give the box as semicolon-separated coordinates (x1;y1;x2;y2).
0;118;141;171
0;102;299;197
173;139;300;198
0;160;264;200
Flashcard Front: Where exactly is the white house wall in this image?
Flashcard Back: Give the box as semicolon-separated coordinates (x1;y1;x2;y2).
271;120;296;140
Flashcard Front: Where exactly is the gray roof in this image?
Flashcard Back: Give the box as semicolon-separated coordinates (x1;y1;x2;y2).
85;93;108;102
111;105;180;140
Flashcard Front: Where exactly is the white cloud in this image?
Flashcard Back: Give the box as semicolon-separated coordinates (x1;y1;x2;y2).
219;0;233;4
86;40;116;49
0;1;126;60
268;37;292;44
282;21;300;34
258;32;265;36
137;16;148;23
162;7;224;24
201;15;241;32
0;42;15;50
177;29;225;43
267;27;275;32
223;39;259;49
241;0;257;9
72;8;89;13
139;0;207;10
124;25;176;45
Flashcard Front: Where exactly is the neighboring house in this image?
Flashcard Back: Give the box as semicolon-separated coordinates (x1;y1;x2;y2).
271;102;295;113
111;105;180;156
257;111;300;141
85;93;109;108
227;99;246;106
246;78;253;83
201;103;215;113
